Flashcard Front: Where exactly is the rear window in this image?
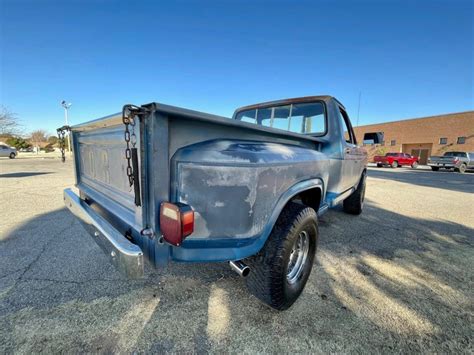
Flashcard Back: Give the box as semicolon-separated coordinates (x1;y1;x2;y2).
235;101;326;136
444;152;466;157
386;153;398;156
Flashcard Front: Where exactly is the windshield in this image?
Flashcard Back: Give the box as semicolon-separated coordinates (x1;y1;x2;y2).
235;101;326;136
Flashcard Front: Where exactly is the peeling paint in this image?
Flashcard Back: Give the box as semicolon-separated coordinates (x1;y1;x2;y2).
174;140;329;240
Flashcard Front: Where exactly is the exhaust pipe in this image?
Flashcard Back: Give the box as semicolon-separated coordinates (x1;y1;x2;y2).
229;260;250;277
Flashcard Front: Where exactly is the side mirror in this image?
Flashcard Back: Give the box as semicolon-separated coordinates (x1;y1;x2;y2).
363;132;384;145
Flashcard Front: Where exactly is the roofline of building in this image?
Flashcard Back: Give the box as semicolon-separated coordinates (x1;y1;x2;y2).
354;110;474;128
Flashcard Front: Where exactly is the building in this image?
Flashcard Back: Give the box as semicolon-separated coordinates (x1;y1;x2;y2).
353;111;474;164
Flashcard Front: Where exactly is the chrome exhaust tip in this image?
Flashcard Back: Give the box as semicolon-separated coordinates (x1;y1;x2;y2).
229;260;250;277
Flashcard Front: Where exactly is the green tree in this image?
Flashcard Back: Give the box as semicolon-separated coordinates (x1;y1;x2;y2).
6;136;31;150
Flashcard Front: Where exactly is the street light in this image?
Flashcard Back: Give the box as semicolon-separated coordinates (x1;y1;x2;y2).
61;100;72;153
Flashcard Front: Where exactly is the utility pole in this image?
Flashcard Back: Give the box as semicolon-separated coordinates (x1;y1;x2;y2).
61;100;72;153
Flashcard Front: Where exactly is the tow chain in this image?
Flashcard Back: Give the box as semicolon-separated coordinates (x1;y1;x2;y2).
57;125;71;163
122;105;149;206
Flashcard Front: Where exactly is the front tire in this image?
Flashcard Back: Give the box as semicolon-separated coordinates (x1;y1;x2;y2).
376;163;383;168
9;152;15;159
411;161;418;169
343;173;366;215
431;166;439;171
245;203;318;311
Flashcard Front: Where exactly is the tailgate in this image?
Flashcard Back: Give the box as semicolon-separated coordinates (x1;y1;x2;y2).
71;113;142;228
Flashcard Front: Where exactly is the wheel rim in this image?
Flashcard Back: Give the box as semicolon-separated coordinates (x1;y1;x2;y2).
287;231;310;284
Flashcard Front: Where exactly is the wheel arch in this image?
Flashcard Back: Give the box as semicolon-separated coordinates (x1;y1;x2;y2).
253;178;324;253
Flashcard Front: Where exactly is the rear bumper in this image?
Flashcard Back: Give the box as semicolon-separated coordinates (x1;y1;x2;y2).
428;163;456;168
64;188;144;278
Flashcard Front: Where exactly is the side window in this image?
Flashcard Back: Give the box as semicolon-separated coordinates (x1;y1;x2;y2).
257;108;272;127
338;107;356;144
235;110;256;123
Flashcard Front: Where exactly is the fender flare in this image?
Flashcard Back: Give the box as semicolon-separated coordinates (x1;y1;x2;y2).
248;177;325;255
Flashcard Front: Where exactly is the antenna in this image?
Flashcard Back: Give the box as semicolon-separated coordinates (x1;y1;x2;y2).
356;91;361;127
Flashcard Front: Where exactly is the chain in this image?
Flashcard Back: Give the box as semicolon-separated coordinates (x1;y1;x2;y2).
56;125;70;163
123;109;136;187
122;105;149;206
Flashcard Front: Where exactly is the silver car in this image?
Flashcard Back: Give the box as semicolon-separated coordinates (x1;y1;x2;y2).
0;144;17;159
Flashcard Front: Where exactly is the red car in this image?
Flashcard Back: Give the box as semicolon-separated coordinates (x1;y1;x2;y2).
373;153;419;168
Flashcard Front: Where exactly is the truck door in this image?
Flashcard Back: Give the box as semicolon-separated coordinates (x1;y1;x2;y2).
338;106;362;191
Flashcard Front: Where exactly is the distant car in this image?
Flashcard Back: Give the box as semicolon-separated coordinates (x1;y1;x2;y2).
373;152;419;168
0;144;17;159
428;151;474;173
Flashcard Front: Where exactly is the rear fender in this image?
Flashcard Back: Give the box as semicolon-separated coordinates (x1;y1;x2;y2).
170;178;324;262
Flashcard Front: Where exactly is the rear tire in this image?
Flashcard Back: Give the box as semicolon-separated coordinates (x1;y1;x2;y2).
391;161;398;168
431;167;439;171
411;162;418;169
343;173;366;215
244;202;318;311
455;164;467;174
376;163;383;168
9;152;15;159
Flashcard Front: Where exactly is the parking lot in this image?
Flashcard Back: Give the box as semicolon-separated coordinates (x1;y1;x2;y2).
0;157;473;353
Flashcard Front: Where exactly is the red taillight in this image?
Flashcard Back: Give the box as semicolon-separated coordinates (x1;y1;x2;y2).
160;202;194;246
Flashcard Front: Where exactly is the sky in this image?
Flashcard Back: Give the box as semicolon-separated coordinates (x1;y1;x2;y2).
1;0;473;135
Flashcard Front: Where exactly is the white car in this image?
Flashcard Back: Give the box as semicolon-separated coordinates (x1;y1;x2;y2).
0;144;17;159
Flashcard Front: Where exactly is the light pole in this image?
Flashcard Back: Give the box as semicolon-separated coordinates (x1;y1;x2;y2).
61;100;72;153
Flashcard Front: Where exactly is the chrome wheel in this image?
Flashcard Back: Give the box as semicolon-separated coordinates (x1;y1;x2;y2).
287;231;310;284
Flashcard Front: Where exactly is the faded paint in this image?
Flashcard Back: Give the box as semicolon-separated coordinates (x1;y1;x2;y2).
173;139;329;239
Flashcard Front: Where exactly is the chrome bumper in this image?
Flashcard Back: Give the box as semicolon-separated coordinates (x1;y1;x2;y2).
64;188;144;278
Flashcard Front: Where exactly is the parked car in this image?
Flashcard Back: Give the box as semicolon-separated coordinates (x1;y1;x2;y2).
0;144;17;159
60;95;381;310
373;152;419;168
428;151;474;173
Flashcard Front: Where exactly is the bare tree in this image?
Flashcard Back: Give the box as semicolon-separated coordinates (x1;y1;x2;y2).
0;106;22;135
30;130;48;153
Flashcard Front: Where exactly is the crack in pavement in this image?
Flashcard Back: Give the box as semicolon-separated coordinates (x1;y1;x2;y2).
1;220;78;299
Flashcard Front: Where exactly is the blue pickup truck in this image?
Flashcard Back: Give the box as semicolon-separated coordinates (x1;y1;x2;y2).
60;95;375;310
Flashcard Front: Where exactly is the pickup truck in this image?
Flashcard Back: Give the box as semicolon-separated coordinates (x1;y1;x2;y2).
59;95;375;310
428;151;474;173
373;152;419;168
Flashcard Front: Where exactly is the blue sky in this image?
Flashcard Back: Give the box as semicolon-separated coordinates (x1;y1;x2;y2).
1;0;473;135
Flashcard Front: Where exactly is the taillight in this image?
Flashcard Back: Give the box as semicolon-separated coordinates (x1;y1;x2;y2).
160;202;194;246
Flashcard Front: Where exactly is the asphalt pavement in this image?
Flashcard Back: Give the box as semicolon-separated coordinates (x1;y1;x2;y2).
0;157;473;353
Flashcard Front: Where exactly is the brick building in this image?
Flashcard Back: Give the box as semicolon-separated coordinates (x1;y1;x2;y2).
353;111;474;164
